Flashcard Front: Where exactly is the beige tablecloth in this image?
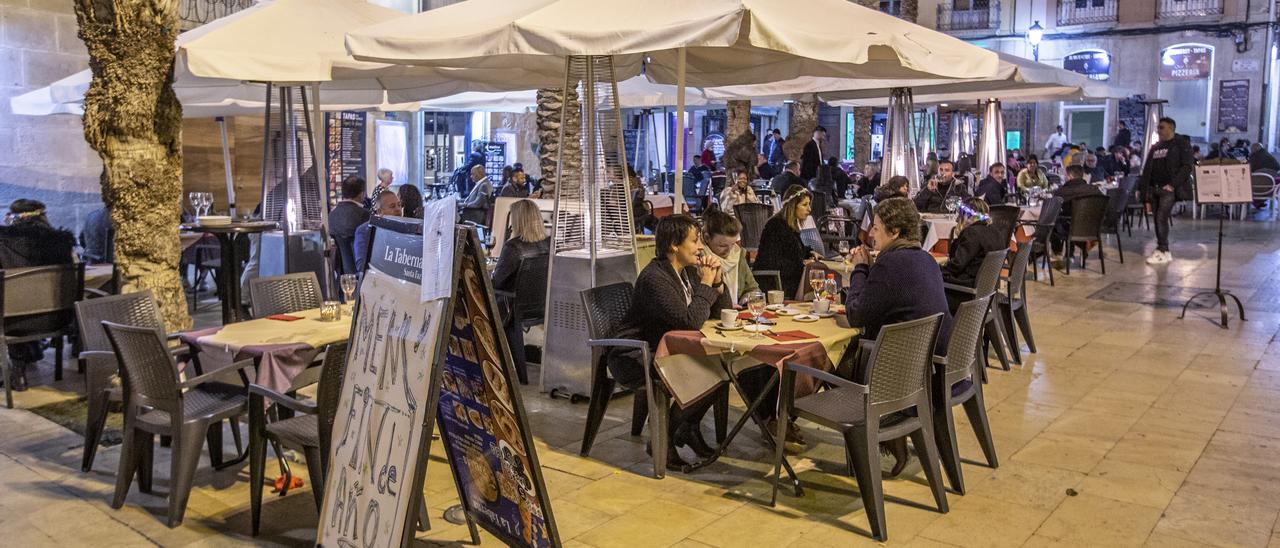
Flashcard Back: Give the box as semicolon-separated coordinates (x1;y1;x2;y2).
181;307;351;391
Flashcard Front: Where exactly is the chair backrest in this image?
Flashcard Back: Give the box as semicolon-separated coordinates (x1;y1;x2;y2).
317;341;350;467
753;269;783;293
579;282;633;339
1037;196;1064;226
1102;187;1129;232
942;294;993;386
1068;195;1110;240
735;203;771;251
512;254;550;324
1;263;83;320
1046;173;1062;187
102;321;181;416
795;261;843;300
1006;241;1033;298
988;205;1021;244
973;249;1008;296
866;313;943;411
1252;173;1277;199
249;272;323;318
75;290;163;354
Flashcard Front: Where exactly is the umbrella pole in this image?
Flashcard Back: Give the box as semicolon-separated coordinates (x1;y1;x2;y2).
216;116;236;219
674;47;687;212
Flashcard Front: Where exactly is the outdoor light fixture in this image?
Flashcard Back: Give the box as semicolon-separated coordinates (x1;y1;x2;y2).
1027;21;1044;62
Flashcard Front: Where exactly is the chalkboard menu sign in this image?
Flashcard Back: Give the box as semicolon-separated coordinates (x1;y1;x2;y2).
1118;98;1146;148
326;111;368;206
622;128;644;171
1217;79;1250;133
436;229;560;548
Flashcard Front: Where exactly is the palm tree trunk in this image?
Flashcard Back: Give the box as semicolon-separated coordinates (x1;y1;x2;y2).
784;101;817;163
724;100;755;178
74;0;190;331
535;87;581;200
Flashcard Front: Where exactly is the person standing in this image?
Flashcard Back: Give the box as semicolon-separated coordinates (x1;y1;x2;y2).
1112;122;1132;151
800;126;827;180
366;168;394;212
1044;125;1069;161
766;128;787;174
1137;117;1194;265
329;175;371;275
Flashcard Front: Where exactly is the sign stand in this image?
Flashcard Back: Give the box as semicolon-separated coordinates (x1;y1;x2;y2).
1179;164;1250;329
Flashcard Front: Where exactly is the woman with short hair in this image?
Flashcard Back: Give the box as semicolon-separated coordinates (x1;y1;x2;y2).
1017;155;1050;190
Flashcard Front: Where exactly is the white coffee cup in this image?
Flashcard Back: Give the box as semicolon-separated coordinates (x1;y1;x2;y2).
767;290;785;305
720;309;739;328
813;299;831;315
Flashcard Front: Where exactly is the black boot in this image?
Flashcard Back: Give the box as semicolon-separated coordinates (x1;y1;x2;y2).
10;361;28;392
674;424;716;459
883;437;910;477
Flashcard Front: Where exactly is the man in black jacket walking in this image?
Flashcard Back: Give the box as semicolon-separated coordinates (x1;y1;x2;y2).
800;126;827;180
1137;117;1195;265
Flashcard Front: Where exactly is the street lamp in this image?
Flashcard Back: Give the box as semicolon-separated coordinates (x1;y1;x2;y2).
1027;20;1044;62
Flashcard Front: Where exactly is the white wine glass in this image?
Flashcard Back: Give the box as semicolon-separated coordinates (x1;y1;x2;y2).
746;291;766;339
339;274;358;304
201;192;214;217
188;192;200;220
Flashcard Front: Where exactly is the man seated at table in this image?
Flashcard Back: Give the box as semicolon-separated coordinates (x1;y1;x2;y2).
497;165;530;198
353;190;403;273
913;159;971;213
842;197;952;476
329;175;370;276
79;206;113;264
460;165;494;225
1084;153;1109;183
770;160;805;199
974;163;1008;205
0;199;75;391
608;214;731;467
857;162;881;198
1049;164;1103;258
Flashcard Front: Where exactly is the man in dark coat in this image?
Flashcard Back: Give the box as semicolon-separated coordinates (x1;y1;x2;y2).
974;163;1009;205
1249;143;1280;172
1137;118;1195;265
770;161;804;197
800;126;827;180
1049;164;1104;255
329;175;370;276
1112;122;1132;151
766;128;787;174
914;159;971;213
857;162;881;198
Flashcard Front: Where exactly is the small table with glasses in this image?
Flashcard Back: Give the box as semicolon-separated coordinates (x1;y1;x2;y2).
180;220;278;324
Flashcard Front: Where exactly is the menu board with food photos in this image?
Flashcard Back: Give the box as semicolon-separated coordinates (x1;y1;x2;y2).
318;217;449;548
326;111;368;207
436;229;560;548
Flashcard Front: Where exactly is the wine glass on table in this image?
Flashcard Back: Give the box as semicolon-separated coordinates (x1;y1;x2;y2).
339;274;358;305
808;268;825;302
200;193;214;217
188;192;200;222
746;291;766;338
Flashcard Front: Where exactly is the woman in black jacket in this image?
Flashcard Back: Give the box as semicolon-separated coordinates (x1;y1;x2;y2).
843;197;953;476
754;186;819;298
492;199;549;383
0;199;75;391
610;215;732;467
941;198;1008;311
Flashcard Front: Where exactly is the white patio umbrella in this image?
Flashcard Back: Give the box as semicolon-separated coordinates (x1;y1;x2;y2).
345;0;1001;204
418;76;719;112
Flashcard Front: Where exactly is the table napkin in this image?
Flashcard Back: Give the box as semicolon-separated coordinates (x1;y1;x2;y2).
765;330;818;342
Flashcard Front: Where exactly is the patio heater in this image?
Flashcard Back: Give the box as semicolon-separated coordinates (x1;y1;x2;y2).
541;56;638;398
916;108;935;169
948;111;964;160
882;88;921;194
258;84;331;294
1141;99;1168;155
976;99;1006;178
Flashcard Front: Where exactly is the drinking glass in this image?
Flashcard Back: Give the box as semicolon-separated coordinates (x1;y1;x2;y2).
339;274;358;304
746;291;766;338
201;192;214;216
188;192;200;219
944;196;960;213
808;269;825;299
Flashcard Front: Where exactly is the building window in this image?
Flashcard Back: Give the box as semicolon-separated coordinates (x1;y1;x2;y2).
1157;0;1224;19
1057;0;1117;26
938;0;998;32
1158;43;1215;140
879;0;902;16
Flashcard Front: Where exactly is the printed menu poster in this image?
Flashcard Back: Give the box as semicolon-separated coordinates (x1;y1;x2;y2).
1195;163;1252;204
436;230;560;548
318;223;445;547
326;111;368;206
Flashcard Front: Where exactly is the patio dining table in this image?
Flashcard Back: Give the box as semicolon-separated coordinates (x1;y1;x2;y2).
179;306;352;393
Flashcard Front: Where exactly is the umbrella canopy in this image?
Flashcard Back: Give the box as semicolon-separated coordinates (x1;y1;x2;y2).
345;0;1001;97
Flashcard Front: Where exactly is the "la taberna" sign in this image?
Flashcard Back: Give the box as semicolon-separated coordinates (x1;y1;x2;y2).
1063;50;1111;81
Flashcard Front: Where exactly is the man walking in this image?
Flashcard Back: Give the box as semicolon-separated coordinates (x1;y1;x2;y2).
766;128;786;174
1138;117;1194;265
1044;125;1068;162
800;126;827;180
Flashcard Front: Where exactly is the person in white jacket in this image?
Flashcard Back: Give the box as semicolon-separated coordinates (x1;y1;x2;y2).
718;170;759;213
1044;125;1069;161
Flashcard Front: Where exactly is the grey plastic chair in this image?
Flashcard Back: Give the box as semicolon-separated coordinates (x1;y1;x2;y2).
999;243;1037;361
248;272;323;319
494;254;550;385
734;203;772;253
0;263;84;408
75;290;193;472
103;321;251;528
1024;197;1063;286
752;269;783;294
249;341;348;536
1064;195;1111;275
944;249;1014;369
770;314;949;542
988;205;1021;244
932;294;999;495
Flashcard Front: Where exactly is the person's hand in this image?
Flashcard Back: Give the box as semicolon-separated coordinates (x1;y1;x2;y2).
1162;184;1174;192
846;246;870;267
927;178;938;192
697;254;721;285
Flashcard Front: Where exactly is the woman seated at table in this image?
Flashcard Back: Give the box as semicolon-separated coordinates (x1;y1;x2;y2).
701;209;759;306
493;199;550;383
941;198;1007;312
0;199;75;391
1017;155;1050;190
755;186;821;298
718;169;759;213
843;197;953;476
872;175;910;202
610;214;731;466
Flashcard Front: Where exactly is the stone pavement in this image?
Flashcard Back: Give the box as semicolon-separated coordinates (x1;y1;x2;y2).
2;213;1280;547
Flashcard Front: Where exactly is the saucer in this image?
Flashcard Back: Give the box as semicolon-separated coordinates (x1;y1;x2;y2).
793;314;819;322
716;324;744;331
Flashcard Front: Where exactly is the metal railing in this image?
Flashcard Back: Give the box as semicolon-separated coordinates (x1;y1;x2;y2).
937;1;1000;32
178;0;256;30
1057;0;1118;26
1157;0;1224;18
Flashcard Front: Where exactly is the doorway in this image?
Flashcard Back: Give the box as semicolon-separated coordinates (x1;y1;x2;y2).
1066;108;1106;152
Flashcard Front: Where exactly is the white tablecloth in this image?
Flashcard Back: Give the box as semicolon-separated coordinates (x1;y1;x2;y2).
921;215;957;252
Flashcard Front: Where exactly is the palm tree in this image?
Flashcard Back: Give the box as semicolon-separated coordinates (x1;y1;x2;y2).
535;87;582;199
74;0;191;331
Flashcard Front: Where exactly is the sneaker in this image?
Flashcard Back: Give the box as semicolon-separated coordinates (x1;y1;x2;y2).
1146;250;1171;265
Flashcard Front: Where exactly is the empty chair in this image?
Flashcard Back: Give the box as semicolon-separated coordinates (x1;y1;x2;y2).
494;255;550;385
0;263;84;407
75;290;191;472
999;243;1037;361
248;272;323;318
1063;195;1111;275
103;321;252;527
1024;197;1063;286
735;203;772;253
249;342;348;536
932;294;999;495
770;314;949;542
1101;187;1130;264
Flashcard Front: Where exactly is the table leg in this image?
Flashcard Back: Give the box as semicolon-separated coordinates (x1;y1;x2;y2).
680;362;803;497
218;233;249;323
